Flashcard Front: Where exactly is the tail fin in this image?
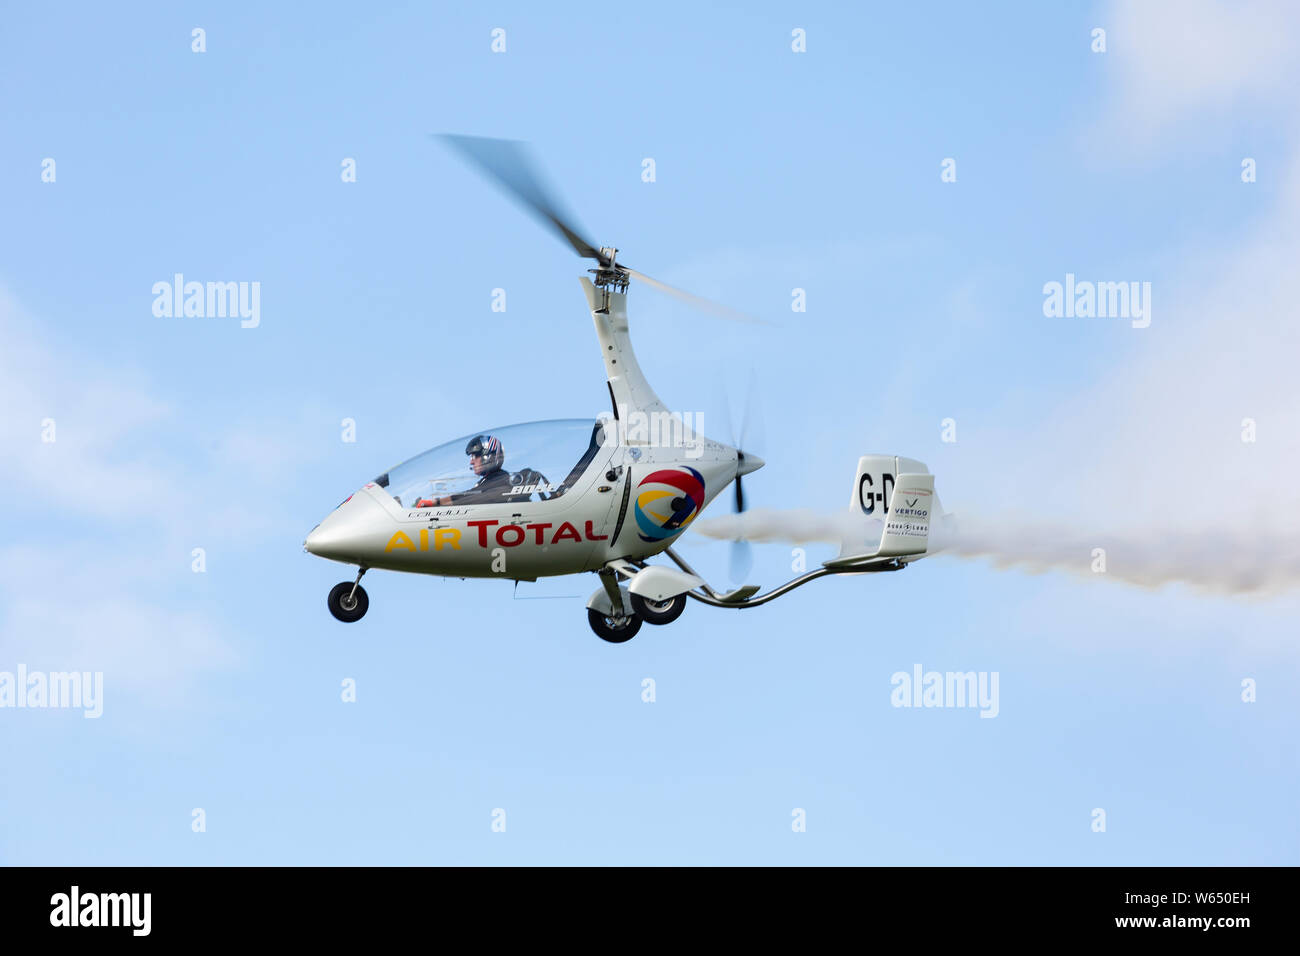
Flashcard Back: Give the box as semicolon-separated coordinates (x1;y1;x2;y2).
848;455;930;518
826;455;938;568
877;472;934;557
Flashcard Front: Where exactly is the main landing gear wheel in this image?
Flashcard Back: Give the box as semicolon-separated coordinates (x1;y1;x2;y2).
328;582;369;622
630;592;687;626
587;608;642;643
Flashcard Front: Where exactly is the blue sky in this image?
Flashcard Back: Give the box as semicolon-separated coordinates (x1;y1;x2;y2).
1;1;1297;864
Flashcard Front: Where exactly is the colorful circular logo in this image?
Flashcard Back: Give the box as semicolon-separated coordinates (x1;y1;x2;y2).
634;467;706;542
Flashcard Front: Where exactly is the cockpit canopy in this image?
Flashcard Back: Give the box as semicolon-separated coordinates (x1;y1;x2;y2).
374;419;607;509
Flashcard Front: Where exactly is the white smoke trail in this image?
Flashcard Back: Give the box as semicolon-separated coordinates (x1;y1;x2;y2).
692;508;1300;597
937;516;1300;597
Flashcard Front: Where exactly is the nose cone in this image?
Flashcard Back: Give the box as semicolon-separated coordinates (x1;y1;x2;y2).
736;450;765;477
304;491;387;562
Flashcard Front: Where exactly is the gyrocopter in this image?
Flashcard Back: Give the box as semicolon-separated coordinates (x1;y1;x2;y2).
304;135;946;642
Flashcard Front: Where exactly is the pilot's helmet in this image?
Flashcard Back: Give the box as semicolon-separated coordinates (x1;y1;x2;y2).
465;434;504;471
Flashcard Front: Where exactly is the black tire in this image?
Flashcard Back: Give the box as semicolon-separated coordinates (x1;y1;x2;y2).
630;592;687;626
587;608;642;643
327;582;369;622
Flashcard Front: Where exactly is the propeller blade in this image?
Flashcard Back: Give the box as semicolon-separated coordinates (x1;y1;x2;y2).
729;538;753;583
624;268;769;326
728;456;753;582
436;134;610;266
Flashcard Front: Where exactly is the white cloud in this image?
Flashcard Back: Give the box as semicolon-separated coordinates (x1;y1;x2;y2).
1092;0;1300;152
0;546;235;690
0;288;186;519
938;5;1300;596
0;287;334;701
0;287;334;539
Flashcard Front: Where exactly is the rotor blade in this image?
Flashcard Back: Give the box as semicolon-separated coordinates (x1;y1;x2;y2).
624;268;770;325
436;134;608;265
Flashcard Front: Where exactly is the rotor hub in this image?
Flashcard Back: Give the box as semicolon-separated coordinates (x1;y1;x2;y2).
590;246;629;293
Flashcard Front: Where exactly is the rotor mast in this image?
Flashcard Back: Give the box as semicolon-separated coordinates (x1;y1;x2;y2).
581;271;670;418
583;246;666;417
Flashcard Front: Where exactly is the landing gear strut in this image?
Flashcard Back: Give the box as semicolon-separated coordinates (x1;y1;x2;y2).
327;568;369;623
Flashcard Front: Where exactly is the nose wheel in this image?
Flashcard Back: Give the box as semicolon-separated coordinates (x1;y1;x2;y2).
327;570;369;622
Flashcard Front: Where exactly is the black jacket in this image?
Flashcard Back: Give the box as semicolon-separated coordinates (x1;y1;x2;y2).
451;467;513;504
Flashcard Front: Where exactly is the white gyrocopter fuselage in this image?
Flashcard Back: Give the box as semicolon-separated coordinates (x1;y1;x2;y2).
304;137;941;642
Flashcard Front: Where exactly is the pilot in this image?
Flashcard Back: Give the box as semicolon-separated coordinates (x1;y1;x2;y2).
415;434;513;507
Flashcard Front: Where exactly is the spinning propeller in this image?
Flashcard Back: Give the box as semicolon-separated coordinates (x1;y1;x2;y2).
725;380;763;583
